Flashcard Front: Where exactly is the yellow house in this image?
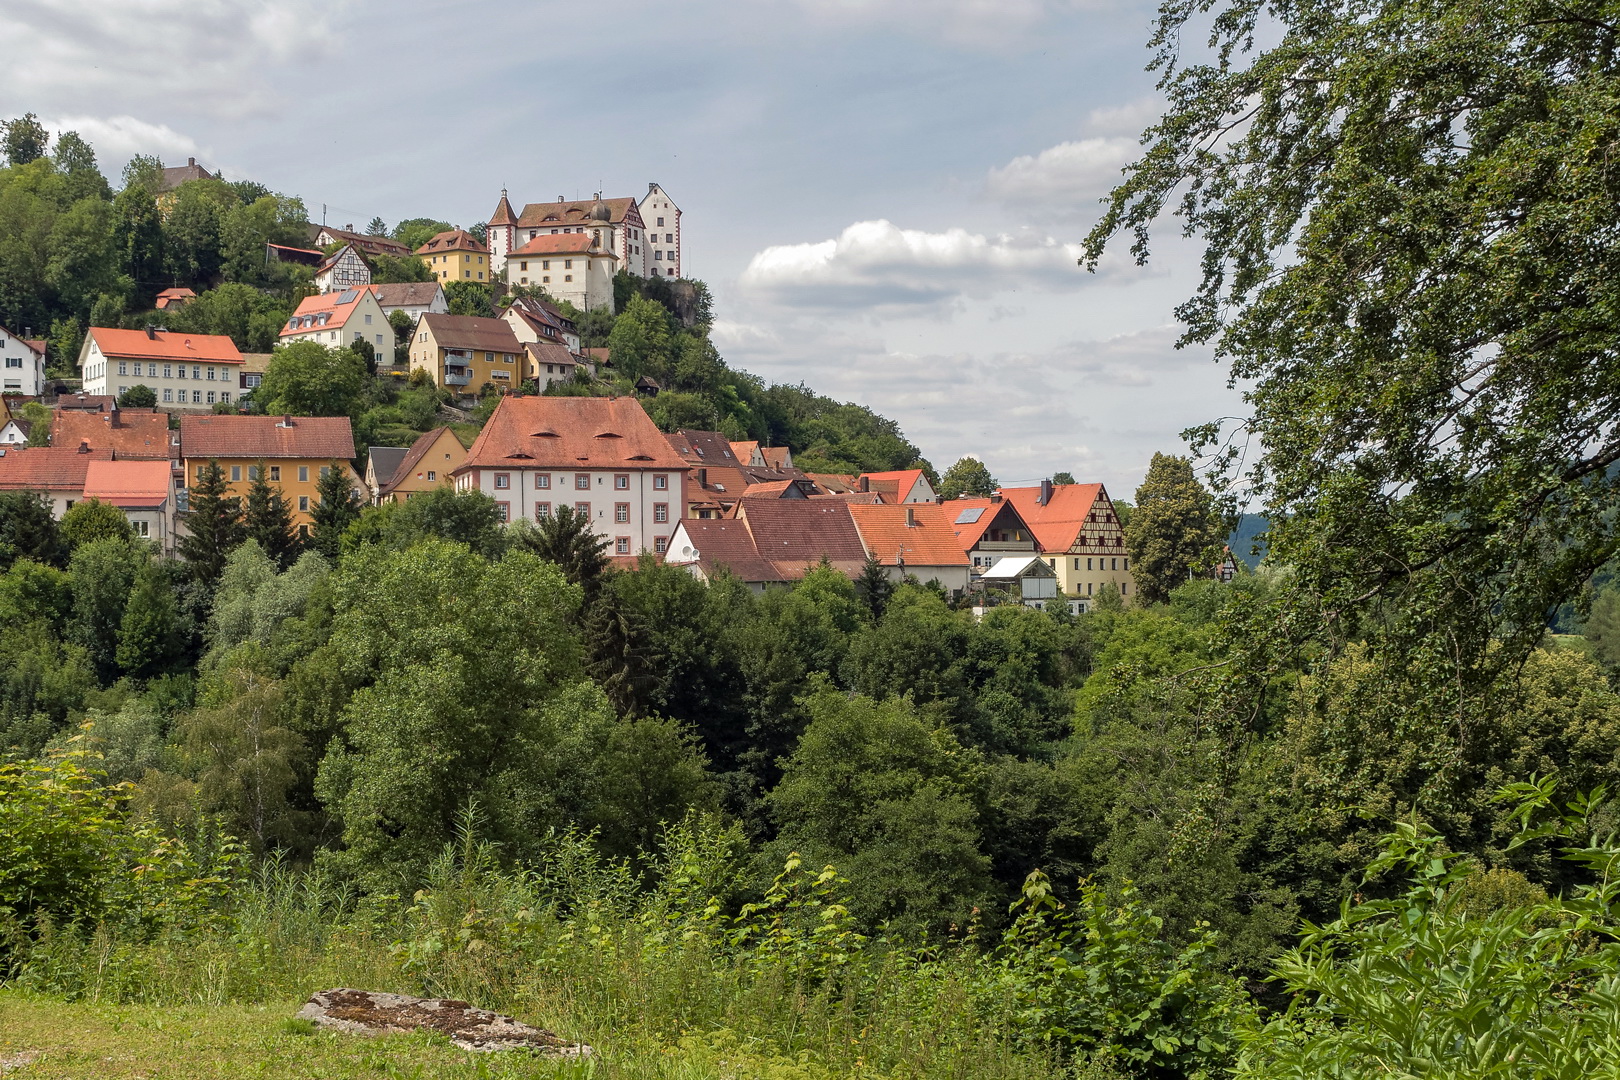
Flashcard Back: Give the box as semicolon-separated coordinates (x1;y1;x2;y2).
375;427;467;503
409;313;524;403
180;414;358;531
415;229;490;283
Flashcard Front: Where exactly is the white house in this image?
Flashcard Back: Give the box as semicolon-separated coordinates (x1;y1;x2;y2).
503;295;581;353
0;325;46;397
79;327;245;409
488;191;657;279
315;243;372;293
279;287;393;357
453;395;689;559
371;282;447;326
638;183;682;278
505;232;617;312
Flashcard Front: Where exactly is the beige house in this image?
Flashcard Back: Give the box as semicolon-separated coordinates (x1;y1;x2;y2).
409;314;523;404
280;288;393;357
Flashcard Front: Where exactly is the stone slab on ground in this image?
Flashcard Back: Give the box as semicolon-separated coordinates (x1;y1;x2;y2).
295;989;591;1056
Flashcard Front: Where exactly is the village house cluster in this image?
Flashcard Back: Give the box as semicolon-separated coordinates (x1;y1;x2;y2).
0;176;1154;607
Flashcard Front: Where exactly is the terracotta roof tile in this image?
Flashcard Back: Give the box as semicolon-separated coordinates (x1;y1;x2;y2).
82;459;171;507
729;440;759;464
944;497;1037;551
490;193;517;227
379;427;461;497
523;340;579;371
180;415;355;461
737;498;867;570
89;327;243;364
848;503;970;568
674;518;786;583
316;226;410;258
281;289;377;337
459;396;689;471
0;446;113;490
998;484;1106;553
515;197;639;229
857;469;928;504
415;229;488;256
51;409;174;460
510;233;602;257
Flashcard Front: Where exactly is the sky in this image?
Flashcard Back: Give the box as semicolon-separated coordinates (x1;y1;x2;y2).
0;0;1248;495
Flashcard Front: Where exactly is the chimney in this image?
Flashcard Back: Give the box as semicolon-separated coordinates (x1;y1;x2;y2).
187;156;196;167
859;476;869;492
698;467;707;487
279;414;292;428
145;324;157;339
905;506;916;527
77;439;89;454
1039;478;1053;506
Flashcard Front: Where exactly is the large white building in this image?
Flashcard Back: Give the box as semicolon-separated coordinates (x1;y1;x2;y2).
79;327;244;409
453;395;689;560
488;185;683;282
0;325;46;397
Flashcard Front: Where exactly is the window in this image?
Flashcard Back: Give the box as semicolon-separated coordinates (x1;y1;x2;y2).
654;536;667;554
653;503;668;523
535;502;551;520
364;314;372;324
2;357;16;368
575;501;591;517
464;270;470;278
1087;582;1093;596
657;216;664;226
177;365;187;379
195;467;207;483
132;519;149;538
615;536;630;555
206;391;216;404
163;364;172;378
1087;558;1093;570
1074;558;1080;570
193;366;201;379
666;234;673;243
653;474;668;490
575;474;590;490
654;250;663;260
298;466;309;482
564;274;572;282
162;389;172;402
495;501;510;522
1121;581;1128;595
1124;558;1129;570
494;473;510;490
248;465;260;481
207;367;215;380
520;261;528;271
614;474;629;489
426;470;436;481
299;496;309;512
320;466;330;479
230;466;241;481
564;259;573;269
269;466;281;481
221;392;231;403
118;360;127;375
537;473;550;489
542;260;550;270
614;503;629;523
1111;558;1118;571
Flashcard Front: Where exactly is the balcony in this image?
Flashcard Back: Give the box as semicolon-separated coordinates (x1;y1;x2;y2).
443;368;472;386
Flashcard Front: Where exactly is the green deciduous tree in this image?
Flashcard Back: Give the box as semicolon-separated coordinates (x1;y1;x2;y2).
46;197;120;320
3;113;48;166
938;456;998;500
510;504;608;600
443;279;493;318
116;384;156;408
1123;453;1218;606
255;341;368;417
608;294;673;381
59;498;134;550
111;184;163;304
67;537;141;684
51;131;110;203
179;459;244;585
116;561;180;678
391;218;452;254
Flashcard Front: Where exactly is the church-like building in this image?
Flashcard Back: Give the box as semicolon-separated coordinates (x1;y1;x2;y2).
486;183;683;311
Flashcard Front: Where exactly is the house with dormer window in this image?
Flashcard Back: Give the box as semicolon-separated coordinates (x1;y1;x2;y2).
279;287;392;356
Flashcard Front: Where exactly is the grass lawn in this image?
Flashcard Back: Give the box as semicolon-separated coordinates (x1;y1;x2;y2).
0;992;837;1080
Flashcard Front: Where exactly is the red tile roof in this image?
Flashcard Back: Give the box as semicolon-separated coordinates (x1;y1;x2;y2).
56;393;117;413
760;446;792;469
82;459;170;508
415;229;488;256
849;503;971;568
459;396;689;472
490;192;517;227
807;472;859;494
0;446;113;491
998;484;1107;553
730;440;760;464
945;497;1037;551
515;197;640;229
510;233;602;257
858;469;929;504
281;289;376;337
51;409;173;460
154;287;197;309
736;498;867;575
419;313;523;355
89;327;242;364
180;415;355;461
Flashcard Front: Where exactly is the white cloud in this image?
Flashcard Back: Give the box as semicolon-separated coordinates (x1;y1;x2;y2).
738;219;1101;308
0;0;347;119
782;0;1102;46
984;137;1137;218
1087;96;1164;135
40;116;208;177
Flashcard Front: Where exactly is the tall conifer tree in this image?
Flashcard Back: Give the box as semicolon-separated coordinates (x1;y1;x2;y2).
180;459;245;585
309;462;361;559
243;459;297;568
